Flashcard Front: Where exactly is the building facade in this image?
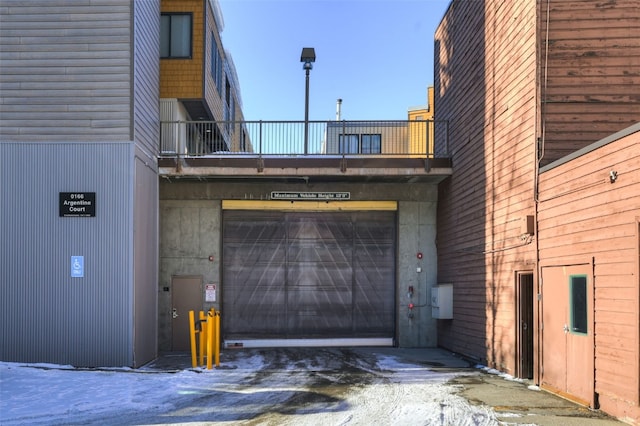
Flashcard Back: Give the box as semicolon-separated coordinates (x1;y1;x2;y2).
155;0;451;353
324;87;435;157
434;0;640;422
537;124;640;421
0;0;160;367
408;86;435;156
159;181;447;351
159;0;247;155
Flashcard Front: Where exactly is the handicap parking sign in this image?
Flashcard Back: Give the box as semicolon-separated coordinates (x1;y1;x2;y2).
71;256;84;278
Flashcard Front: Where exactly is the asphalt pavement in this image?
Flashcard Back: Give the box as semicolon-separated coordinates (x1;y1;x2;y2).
145;347;622;425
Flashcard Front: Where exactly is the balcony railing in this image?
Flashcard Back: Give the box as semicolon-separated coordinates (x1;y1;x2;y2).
159;120;449;158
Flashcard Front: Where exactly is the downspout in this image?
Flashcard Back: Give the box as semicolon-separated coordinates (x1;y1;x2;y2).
533;0;551;386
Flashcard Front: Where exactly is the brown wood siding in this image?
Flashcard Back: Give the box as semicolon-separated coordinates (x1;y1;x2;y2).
435;0;538;373
539;0;640;166
160;0;204;99
538;127;640;421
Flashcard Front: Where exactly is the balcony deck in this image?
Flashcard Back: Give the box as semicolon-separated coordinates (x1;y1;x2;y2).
158;120;452;183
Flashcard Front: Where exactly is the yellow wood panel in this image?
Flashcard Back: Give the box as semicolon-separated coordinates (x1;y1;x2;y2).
160;0;205;99
222;200;398;211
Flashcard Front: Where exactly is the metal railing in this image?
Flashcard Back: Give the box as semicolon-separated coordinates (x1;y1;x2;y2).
159;120;449;158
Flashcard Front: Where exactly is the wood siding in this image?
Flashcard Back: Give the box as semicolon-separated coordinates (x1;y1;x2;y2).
538;125;640;422
133;0;161;156
160;0;205;100
0;0;133;142
539;0;640;166
435;0;538;373
159;0;240;126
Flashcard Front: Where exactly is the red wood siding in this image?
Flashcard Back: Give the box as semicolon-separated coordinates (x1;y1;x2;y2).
538;126;640;423
435;0;639;420
539;0;640;166
435;0;537;373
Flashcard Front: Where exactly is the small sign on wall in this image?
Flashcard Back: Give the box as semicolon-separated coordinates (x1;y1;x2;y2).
59;192;96;217
71;256;84;278
271;191;350;200
205;284;217;302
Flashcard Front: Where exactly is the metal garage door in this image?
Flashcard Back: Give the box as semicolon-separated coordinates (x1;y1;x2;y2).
222;209;396;345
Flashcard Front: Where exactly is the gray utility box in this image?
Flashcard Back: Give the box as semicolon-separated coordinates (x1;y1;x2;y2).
432;284;453;319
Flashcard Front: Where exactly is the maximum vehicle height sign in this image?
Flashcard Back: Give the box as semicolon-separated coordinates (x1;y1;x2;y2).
59;192;96;217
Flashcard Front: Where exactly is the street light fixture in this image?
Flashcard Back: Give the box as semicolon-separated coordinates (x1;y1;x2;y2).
300;47;315;155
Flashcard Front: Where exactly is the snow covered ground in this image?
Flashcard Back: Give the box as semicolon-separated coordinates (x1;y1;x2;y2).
1;348;501;425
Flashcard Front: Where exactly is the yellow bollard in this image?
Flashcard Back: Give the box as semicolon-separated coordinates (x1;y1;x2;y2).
188;310;197;368
198;310;206;366
206;309;214;370
214;311;221;367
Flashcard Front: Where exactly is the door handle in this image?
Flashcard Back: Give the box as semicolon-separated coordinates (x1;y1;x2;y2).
563;324;569;334
522;322;528;331
172;308;179;319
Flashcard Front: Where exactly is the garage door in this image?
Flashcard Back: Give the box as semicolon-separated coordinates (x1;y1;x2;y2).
222;208;396;345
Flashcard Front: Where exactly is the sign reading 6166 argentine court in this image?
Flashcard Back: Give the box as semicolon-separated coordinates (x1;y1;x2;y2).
59;192;96;217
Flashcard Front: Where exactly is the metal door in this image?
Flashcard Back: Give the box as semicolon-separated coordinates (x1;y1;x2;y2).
222;210;396;341
540;265;594;407
517;272;534;379
171;275;202;351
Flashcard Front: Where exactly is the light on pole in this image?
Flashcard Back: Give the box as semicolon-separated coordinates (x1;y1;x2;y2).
300;47;316;155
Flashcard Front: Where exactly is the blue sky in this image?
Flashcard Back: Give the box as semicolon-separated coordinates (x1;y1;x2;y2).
218;0;451;121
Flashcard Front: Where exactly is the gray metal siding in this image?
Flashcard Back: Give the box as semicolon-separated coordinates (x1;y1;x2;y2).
133;0;161;156
133;147;159;367
0;142;134;367
0;0;133;142
131;1;160;366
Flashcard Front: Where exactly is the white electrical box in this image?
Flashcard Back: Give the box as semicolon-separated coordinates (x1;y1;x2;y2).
432;284;453;319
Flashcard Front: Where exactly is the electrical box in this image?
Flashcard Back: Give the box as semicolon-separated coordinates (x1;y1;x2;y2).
521;215;535;235
432;284;453;319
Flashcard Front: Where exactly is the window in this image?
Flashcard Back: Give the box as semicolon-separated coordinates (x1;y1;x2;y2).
211;33;223;93
225;76;231;107
570;275;588;334
361;134;381;153
338;134;381;154
160;14;192;58
241;129;247;152
339;134;359;153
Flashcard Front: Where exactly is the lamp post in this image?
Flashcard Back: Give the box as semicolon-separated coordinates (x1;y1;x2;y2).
300;47;315;155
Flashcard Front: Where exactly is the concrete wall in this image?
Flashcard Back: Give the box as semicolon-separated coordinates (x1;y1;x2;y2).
159;180;439;350
397;201;438;347
159;199;221;348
